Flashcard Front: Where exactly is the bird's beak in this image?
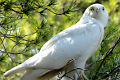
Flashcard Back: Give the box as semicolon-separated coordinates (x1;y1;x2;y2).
96;8;100;13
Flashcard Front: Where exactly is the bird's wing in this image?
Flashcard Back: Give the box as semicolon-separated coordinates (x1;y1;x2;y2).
41;17;95;52
22;20;88;68
41;31;68;51
40;21;85;52
24;19;92;68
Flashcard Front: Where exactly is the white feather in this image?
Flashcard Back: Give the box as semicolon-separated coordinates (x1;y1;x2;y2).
3;64;26;77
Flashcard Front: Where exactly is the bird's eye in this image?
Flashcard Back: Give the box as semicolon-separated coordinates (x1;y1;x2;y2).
90;7;94;12
102;7;105;11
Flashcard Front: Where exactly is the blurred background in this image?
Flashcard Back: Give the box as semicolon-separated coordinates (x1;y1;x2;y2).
0;0;120;80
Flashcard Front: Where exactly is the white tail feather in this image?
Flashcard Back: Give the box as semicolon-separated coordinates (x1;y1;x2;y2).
3;64;26;77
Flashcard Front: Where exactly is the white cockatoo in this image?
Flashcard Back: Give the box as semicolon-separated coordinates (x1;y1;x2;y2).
3;4;108;80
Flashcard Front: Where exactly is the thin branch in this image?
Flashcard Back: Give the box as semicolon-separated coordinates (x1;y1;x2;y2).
101;64;120;79
0;50;30;56
93;36;120;80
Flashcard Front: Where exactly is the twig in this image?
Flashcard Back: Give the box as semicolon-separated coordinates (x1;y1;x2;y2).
101;64;120;79
0;50;30;56
93;36;120;80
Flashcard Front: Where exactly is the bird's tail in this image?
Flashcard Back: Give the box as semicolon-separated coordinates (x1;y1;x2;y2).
3;63;26;77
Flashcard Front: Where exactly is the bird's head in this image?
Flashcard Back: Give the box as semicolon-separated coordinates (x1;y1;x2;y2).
83;4;109;27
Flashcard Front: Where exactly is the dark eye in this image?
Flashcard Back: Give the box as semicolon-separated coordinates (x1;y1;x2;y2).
90;7;94;12
102;7;105;11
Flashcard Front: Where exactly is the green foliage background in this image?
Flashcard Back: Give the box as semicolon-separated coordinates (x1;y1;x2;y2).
0;0;120;80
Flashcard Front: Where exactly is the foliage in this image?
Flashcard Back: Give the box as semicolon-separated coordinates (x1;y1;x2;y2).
0;0;120;80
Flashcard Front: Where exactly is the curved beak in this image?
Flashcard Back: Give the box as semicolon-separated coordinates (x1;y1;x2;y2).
96;8;100;13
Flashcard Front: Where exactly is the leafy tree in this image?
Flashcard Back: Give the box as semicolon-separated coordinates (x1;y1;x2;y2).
0;0;120;80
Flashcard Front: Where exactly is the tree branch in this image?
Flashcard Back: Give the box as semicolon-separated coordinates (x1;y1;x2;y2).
93;36;120;80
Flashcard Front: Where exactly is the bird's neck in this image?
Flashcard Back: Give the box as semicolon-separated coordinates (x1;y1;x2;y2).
81;16;108;27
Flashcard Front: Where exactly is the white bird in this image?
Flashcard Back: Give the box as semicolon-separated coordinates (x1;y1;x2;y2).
3;4;108;80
